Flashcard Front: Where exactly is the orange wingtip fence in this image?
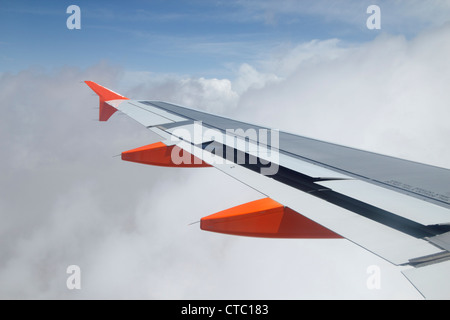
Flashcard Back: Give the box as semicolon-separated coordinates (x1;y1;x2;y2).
85;81;129;121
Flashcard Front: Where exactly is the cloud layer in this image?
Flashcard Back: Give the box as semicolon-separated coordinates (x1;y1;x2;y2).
2;23;450;299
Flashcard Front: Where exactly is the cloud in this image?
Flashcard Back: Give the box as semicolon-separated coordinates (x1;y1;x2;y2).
2;22;450;299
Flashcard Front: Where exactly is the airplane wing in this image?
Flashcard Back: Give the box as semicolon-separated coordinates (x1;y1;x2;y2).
85;80;450;299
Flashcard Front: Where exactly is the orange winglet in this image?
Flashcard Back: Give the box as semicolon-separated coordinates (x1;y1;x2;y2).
121;142;212;168
84;81;129;121
200;198;342;239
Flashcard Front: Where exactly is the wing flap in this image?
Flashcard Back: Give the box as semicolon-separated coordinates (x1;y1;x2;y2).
316;180;450;226
427;231;450;251
403;260;450;299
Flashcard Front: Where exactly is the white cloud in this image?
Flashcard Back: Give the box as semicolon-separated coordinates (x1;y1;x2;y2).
232;63;280;94
120;72;239;113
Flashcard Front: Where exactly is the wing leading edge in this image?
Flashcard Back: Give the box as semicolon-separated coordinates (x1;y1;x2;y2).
85;81;450;299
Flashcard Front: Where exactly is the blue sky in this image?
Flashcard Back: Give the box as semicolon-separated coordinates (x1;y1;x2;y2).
0;0;391;76
3;0;449;77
